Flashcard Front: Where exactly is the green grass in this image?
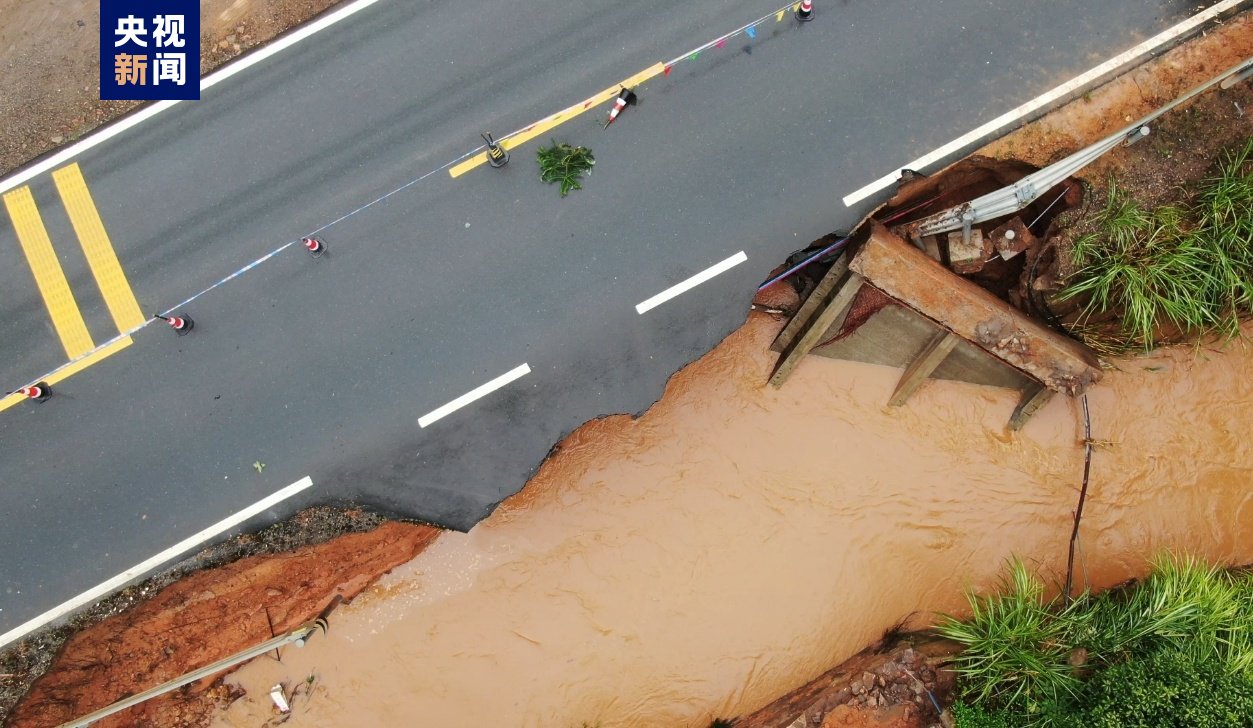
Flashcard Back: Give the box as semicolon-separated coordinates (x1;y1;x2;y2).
1062;137;1253;350
954;649;1253;728
1075;554;1252;672
1197;137;1253;335
936;554;1253;726
936;560;1085;715
537;140;595;197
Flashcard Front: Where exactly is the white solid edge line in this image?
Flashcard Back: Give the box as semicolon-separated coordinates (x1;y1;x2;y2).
419;363;532;428
0;476;315;650
0;0;384;196
840;0;1244;207
636;250;749;315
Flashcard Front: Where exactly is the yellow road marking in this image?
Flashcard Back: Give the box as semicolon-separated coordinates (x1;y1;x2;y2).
54;164;145;332
0;336;133;413
449;63;667;179
4;186;96;359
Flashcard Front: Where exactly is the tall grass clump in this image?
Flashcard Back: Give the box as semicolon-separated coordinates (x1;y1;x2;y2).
1196;137;1253;333
938;554;1253;726
935;560;1084;715
1074;554;1252;674
1062;137;1253;350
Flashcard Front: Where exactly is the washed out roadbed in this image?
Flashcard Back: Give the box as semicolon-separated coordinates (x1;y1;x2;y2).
1;508;440;728
723;15;1252;728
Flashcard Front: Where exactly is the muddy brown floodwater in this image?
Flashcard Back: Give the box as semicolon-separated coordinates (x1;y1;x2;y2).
213;313;1253;728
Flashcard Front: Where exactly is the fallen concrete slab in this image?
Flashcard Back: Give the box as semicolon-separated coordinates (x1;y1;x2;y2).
849;222;1101;396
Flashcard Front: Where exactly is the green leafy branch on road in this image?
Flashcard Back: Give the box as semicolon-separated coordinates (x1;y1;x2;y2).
537;140;595;197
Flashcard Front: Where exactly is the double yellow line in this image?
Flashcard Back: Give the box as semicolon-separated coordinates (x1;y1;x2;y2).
1;163;139;411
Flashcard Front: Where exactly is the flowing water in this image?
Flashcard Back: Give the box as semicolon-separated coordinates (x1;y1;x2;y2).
213;315;1253;728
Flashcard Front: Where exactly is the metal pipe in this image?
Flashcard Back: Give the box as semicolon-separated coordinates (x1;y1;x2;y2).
756;238;848;292
58;596;343;727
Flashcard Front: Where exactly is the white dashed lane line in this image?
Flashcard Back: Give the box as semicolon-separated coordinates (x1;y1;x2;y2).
418;363;532;428
635;251;749;315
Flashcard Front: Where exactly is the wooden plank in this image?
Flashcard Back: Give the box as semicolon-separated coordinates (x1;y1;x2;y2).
888;331;960;406
1008;382;1055;431
771;253;851;353
850;222;1101;395
769;273;864;388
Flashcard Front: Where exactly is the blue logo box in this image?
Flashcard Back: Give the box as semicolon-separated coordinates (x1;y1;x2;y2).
100;0;200;100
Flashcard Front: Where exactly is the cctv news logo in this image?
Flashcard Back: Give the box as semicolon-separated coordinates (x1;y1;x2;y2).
100;0;200;100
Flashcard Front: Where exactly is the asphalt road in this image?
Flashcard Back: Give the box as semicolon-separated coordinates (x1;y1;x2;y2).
0;0;1232;637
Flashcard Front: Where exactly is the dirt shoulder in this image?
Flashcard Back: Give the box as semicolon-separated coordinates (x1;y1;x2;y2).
4;512;439;728
980;13;1253;195
0;0;346;179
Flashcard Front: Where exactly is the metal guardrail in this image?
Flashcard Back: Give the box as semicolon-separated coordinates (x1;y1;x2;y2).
910;56;1253;238
56;595;343;728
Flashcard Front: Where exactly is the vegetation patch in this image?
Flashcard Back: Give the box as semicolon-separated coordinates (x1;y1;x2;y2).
936;554;1253;727
1061;137;1253;351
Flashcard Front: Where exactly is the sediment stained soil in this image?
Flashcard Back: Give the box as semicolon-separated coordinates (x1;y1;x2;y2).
213;313;1253;728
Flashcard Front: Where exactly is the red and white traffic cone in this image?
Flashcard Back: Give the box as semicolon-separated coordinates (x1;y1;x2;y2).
796;0;814;21
155;312;194;336
11;381;52;402
302;237;326;257
604;87;638;128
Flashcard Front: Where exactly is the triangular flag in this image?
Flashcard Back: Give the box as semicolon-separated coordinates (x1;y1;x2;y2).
776;9;785;21
688;50;700;61
663;64;672;76
792;2;801;12
746;24;757;39
715;37;726;49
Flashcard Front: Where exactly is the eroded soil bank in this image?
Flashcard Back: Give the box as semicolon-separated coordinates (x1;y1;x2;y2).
7;522;439;728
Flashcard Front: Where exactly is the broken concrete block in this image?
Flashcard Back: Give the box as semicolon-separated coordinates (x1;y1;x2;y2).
922;235;942;262
947;228;987;274
989;217;1036;260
